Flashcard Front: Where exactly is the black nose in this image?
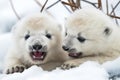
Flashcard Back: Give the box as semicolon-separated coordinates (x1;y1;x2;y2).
33;44;42;50
62;46;69;51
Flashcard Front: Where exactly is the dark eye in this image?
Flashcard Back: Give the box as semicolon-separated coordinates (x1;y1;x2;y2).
25;34;30;40
65;33;67;36
65;32;68;36
46;34;52;39
77;36;86;43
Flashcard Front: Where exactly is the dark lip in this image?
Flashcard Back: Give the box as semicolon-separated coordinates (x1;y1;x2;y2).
30;51;47;61
68;52;82;58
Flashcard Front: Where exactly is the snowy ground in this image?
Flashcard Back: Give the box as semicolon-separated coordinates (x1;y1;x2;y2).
0;61;109;80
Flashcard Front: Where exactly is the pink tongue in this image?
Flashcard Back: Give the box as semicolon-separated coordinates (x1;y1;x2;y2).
34;52;42;57
69;53;79;58
71;53;77;56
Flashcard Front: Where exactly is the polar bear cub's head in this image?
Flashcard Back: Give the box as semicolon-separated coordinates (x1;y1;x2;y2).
62;8;117;58
12;13;62;64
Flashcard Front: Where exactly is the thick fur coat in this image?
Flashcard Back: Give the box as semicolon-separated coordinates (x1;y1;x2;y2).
4;13;68;74
61;8;120;69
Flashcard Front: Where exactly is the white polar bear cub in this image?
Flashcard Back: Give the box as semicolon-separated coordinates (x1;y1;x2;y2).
61;8;120;69
4;13;68;74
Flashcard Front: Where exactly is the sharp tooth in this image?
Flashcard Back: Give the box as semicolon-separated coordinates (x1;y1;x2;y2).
41;56;44;59
33;55;36;58
74;54;77;56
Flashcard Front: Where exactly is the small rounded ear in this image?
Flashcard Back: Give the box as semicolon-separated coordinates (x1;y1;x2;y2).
58;24;66;36
11;20;21;33
104;27;112;36
11;26;16;33
58;24;66;32
58;24;63;31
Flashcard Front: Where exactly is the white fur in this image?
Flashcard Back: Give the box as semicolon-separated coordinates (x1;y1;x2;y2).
4;13;68;73
61;8;120;69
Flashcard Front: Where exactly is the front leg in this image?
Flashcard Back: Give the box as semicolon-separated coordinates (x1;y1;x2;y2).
4;57;26;74
5;64;26;74
61;59;84;70
61;55;113;70
4;50;26;74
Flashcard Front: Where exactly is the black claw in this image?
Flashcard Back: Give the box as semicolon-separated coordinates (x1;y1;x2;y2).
6;66;25;74
20;67;24;72
15;66;20;72
71;65;75;68
65;64;69;68
11;67;14;73
6;69;10;74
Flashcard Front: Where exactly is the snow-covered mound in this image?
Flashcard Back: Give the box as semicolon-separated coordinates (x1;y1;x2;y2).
0;61;109;80
103;57;120;78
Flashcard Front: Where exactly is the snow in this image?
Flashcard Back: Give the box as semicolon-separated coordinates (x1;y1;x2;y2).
0;61;109;80
1;0;119;34
0;0;42;34
103;57;120;78
0;0;70;34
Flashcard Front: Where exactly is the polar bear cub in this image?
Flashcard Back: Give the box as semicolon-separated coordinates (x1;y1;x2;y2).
4;13;68;74
61;8;120;69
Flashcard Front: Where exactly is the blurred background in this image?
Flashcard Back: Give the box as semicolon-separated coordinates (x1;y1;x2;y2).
0;0;120;34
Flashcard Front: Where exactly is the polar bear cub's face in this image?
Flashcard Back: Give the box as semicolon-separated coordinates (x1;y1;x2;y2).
13;13;61;64
62;8;114;58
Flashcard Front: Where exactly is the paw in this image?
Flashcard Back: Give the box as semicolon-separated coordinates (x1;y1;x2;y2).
61;61;79;70
5;65;26;74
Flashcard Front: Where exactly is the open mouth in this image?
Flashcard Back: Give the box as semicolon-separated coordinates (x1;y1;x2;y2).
30;51;47;60
68;52;82;58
